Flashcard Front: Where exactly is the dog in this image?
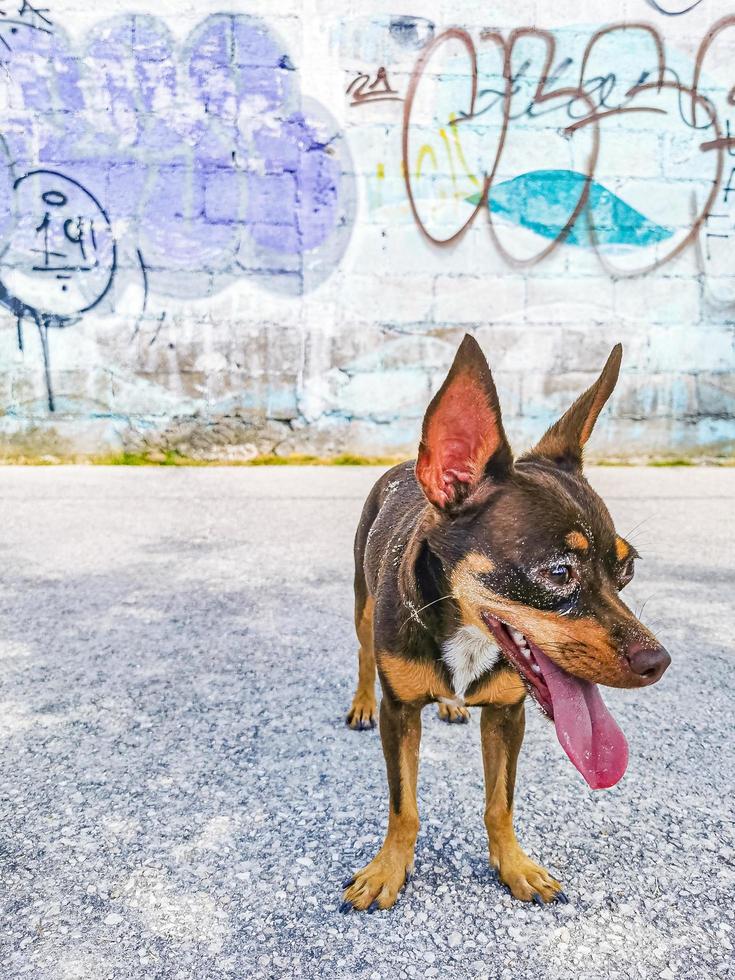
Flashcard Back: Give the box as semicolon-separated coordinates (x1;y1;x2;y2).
342;335;670;912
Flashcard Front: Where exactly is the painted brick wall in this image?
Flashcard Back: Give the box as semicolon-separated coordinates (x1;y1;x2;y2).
0;0;733;460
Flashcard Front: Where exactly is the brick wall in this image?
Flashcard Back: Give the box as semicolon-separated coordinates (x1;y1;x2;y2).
0;0;732;460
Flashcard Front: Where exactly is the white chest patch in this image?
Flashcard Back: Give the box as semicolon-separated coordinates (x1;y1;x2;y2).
442;625;501;702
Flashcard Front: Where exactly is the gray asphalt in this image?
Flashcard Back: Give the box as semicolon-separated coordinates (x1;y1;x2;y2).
0;466;733;980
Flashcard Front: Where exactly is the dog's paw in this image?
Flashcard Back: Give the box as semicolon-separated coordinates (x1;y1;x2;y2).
341;851;412;911
346;692;377;730
437;701;470;724
495;849;564;904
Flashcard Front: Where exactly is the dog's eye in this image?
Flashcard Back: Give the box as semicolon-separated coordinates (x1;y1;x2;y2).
617;557;635;589
544;563;574;587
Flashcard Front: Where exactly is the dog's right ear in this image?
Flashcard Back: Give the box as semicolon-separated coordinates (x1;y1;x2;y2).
416;335;512;510
529;343;622;470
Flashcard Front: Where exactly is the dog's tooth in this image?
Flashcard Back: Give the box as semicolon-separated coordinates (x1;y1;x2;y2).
509;628;524;642
531;664;541;674
523;649;531;659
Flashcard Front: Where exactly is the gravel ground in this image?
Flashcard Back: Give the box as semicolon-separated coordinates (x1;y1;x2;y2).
0;465;733;980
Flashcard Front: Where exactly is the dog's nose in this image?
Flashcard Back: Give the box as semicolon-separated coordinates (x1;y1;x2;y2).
625;641;671;685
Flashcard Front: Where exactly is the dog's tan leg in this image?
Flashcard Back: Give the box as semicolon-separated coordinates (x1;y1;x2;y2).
346;596;377;729
481;702;564;903
342;696;421;910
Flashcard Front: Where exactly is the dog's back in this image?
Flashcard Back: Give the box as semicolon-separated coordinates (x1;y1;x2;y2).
353;460;423;602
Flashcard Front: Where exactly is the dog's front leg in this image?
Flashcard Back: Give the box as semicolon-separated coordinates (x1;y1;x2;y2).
342;695;421;911
481;702;565;904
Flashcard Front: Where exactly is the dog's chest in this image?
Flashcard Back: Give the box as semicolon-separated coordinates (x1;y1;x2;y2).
441;625;501;704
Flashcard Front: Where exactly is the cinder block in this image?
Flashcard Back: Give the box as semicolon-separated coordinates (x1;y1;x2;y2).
525;276;614;322
695;372;735;418
614;276;701;325
204;170;249;224
595;131;662;181
338;274;435;323
433;274;525;323
613;373;699;420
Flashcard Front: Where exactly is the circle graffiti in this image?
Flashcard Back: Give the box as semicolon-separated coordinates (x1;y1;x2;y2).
1;169;116;318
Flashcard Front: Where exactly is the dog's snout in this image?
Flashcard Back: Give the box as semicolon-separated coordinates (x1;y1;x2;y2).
625;641;671;685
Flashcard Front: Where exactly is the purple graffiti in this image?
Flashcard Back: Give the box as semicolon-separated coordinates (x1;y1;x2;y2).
0;12;354;412
0;13;354;300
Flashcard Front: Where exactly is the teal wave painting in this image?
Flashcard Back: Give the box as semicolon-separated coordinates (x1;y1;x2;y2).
467;169;673;247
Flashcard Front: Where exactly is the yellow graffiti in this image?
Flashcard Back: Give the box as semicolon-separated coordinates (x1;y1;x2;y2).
449;113;481;189
416;143;438;178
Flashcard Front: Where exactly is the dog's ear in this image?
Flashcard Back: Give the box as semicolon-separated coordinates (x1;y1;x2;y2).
416;335;512;510
531;343;622;469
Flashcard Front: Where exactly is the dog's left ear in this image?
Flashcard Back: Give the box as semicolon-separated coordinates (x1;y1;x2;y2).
531;343;622;469
416;335;512;510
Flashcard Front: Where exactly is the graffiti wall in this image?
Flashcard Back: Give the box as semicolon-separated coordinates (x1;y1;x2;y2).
0;0;732;459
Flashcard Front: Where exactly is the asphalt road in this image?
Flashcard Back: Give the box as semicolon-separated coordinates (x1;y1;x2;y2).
0;466;733;980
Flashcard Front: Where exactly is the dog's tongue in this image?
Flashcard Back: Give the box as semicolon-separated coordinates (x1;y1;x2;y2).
531;645;628;789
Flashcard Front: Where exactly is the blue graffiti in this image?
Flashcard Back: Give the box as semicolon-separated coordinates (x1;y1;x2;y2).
468;170;672;248
388;16;435;49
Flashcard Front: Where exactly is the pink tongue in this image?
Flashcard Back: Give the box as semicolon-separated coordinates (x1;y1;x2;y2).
531;645;628;789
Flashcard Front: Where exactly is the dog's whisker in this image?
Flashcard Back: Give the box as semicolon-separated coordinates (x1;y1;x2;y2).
636;594;658;619
398;593;454;632
624;515;656;539
413;593;454;617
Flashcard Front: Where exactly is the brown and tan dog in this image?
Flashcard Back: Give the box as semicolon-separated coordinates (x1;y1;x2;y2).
342;335;670;912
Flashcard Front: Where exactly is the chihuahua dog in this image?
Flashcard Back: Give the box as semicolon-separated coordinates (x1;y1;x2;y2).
342;335;670;912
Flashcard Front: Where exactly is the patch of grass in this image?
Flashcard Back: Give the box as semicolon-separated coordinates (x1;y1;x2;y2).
236;452;403;467
648;458;695;467
2;451;731;467
591;459;634;467
103;452;159;466
0;455;60;466
89;451;406;467
333;453;403;466
246;453;321;466
594;457;711;467
98;451;201;466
